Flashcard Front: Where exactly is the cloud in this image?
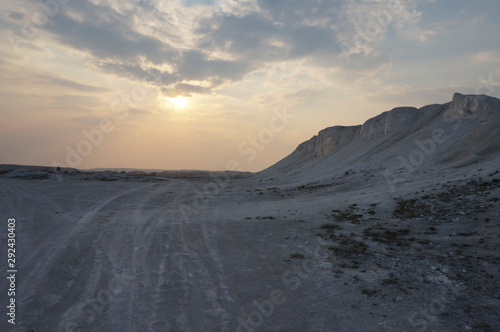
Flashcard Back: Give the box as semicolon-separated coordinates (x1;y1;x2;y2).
167;83;211;97
8;12;24;21
33;73;111;93
69;115;105;126
34;0;261;95
471;51;500;64
218;0;261;17
94;61;180;86
257;87;315;108
129;108;151;115
13;0;426;100
183;0;216;7
336;0;423;56
177;49;252;81
1;0;500;172
51;94;104;108
44;1;177;64
257;0;340;27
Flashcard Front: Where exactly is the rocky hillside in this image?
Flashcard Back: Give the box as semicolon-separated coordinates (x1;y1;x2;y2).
259;93;500;188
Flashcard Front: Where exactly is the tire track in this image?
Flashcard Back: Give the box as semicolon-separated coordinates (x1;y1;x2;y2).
23;183;156;298
57;182;173;332
1;178;239;331
14;182;157;330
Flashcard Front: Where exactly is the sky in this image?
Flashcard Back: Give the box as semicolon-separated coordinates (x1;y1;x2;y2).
1;0;499;172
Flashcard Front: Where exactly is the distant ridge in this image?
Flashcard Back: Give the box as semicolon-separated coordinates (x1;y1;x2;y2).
259;93;500;186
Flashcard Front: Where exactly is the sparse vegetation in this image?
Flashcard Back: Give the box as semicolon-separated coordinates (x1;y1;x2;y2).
326;237;369;258
361;288;378;297
363;227;410;246
297;182;339;192
332;204;363;224
382;272;399;285
290;252;305;259
393;198;430;218
318;223;342;230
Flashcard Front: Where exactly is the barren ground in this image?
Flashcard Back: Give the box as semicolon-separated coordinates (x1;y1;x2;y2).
0;166;499;332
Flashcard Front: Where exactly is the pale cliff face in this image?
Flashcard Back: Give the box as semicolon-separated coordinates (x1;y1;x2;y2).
445;93;497;120
315;126;360;157
260;93;500;179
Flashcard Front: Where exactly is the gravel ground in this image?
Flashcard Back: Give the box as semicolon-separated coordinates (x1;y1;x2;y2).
0;164;498;332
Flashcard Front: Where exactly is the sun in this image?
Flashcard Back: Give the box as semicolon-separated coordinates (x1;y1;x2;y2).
159;95;192;112
170;96;189;110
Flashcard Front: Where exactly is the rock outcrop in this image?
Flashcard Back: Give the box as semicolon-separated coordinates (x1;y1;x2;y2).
261;93;500;178
291;93;499;159
445;92;498;120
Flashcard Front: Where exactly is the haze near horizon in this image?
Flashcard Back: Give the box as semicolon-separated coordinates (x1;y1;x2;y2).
1;0;499;171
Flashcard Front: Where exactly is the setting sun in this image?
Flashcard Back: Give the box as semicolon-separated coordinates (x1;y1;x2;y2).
170;96;189;110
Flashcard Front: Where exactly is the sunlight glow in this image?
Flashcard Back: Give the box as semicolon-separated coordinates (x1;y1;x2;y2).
170;96;189;110
161;95;191;111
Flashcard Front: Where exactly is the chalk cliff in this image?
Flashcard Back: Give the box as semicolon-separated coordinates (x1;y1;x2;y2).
261;93;500;179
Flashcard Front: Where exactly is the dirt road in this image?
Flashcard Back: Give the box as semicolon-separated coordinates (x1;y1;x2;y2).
0;171;499;331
